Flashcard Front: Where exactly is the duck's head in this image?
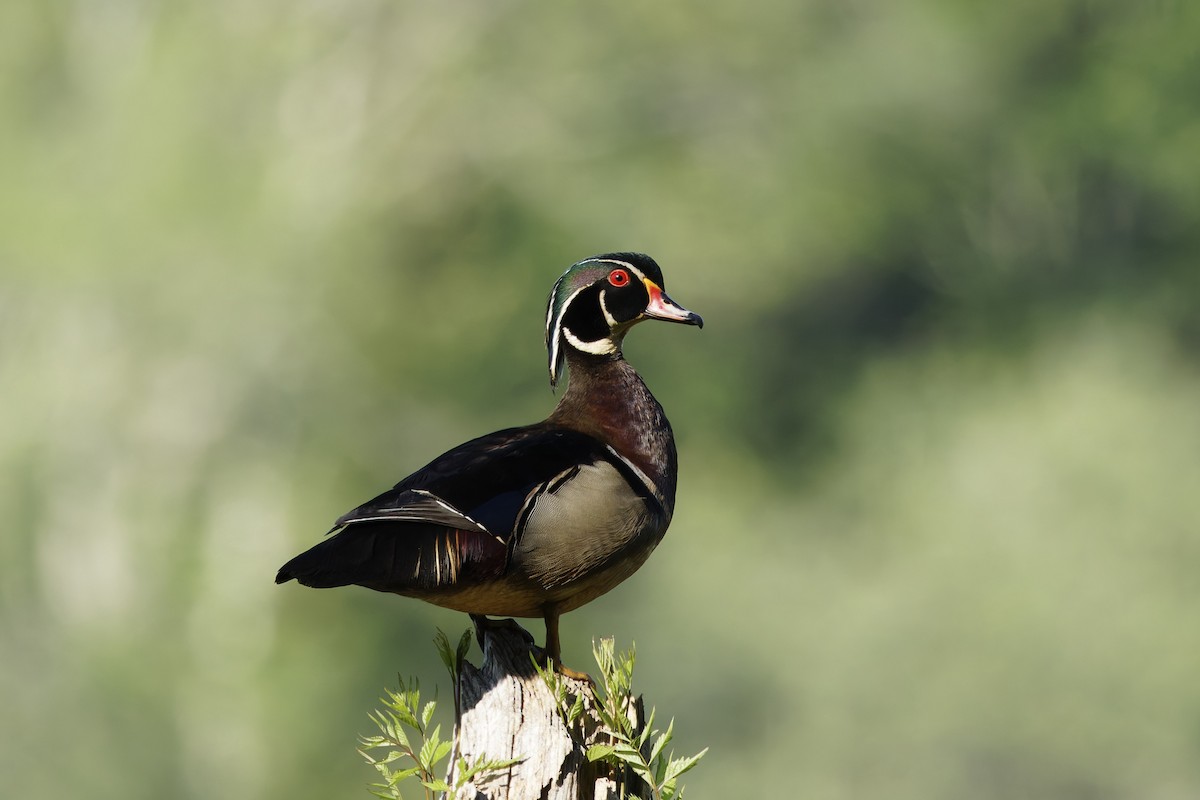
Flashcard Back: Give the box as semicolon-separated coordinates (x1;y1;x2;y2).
545;252;702;388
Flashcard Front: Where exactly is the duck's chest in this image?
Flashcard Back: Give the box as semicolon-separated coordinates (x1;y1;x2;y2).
553;363;680;513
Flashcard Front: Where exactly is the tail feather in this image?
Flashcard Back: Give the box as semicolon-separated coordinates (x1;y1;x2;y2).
275;523;506;593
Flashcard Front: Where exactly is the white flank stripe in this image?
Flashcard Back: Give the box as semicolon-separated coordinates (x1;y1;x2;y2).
604;445;666;509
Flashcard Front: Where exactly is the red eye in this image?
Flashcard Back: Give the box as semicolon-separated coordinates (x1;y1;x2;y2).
608;269;631;287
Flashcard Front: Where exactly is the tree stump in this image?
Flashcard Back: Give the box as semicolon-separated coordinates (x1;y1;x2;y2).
449;619;650;800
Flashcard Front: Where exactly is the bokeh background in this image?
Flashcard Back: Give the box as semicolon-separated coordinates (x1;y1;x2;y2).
3;2;1199;798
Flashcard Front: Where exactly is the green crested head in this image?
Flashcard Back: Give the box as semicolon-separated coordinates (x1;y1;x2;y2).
544;252;702;388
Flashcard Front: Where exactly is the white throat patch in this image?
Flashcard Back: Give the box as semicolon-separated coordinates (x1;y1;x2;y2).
562;326;619;356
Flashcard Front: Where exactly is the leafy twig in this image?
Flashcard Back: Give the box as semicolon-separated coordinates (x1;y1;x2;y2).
541;638;707;800
359;629;520;800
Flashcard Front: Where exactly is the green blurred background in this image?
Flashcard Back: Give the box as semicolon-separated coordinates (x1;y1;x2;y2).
3;2;1199;798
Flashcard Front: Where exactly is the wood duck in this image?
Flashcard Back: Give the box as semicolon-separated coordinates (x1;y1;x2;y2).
276;253;702;673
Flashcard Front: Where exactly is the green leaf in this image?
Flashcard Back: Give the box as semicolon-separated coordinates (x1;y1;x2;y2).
367;711;404;749
381;714;411;750
421;779;451;792
453;757;478;788
456;628;473;664
666;748;708;782
420;699;437;730
388;766;421;784
388;696;420;731
649;719;674;765
566;691;585;725
415;725;452;771
417;725;442;768
654;751;670;786
434;627;473;679
532;652;555;686
456;754;523;786
374;750;408;767
586;744;616;762
434;629;455;674
634;724;653;750
613;743;647;764
431;740;453;767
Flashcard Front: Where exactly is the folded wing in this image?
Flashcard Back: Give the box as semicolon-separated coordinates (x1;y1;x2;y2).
274;424;647;596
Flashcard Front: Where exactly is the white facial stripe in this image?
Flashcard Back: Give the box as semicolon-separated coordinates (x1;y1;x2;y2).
547;280;593;383
548;339;561;384
575;257;647;284
563;326;618;355
545;274;566;335
598;289;619;328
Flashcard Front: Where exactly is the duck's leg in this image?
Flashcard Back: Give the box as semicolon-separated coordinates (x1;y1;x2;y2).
542;603;591;682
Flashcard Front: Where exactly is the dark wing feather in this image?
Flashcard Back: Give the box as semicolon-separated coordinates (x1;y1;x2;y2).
275;423;619;594
332;489;491;534
334;424;613;539
276;521;507;592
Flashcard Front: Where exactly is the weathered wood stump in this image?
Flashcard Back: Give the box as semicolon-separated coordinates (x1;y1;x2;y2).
449;619;650;800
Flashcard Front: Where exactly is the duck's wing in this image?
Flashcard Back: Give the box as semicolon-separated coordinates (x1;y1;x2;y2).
275;424;655;595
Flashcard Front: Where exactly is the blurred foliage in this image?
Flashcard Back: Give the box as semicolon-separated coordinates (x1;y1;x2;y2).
2;1;1198;799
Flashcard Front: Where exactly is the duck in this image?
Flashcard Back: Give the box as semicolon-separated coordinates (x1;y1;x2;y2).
275;252;702;675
